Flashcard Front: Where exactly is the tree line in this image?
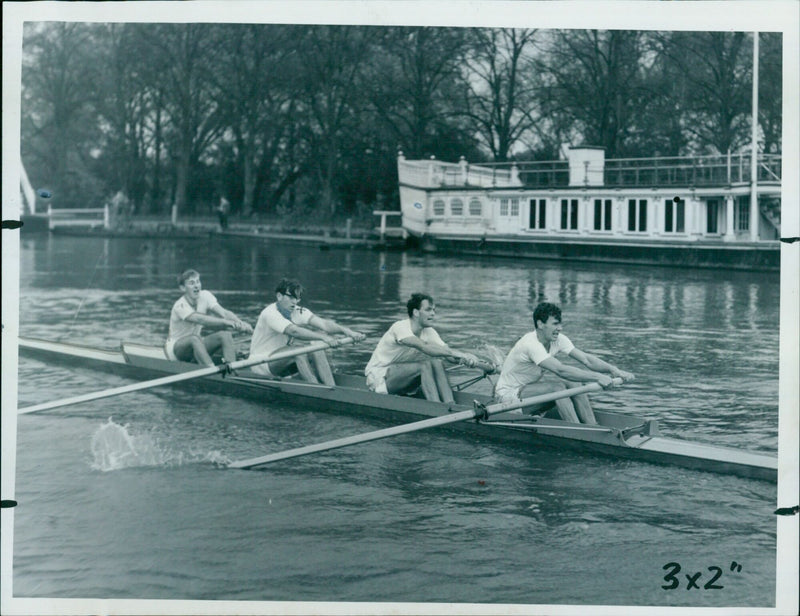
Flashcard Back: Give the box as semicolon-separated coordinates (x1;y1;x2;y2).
20;23;781;222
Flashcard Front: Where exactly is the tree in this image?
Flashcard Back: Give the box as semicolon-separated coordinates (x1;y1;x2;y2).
21;22;104;208
758;32;782;154
294;25;376;216
209;24;305;216
539;30;648;157
367;27;469;159
460;28;539;161
137;23;223;217
658;31;752;154
92;23;154;210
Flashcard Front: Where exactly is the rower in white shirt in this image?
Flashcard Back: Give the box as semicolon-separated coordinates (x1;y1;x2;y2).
365;293;494;403
248;278;365;385
165;269;253;366
495;301;634;423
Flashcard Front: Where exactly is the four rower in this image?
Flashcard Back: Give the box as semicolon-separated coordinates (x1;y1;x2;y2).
165;273;630;423
494;302;634;423
247;278;365;385
364;293;492;403
165;269;253;367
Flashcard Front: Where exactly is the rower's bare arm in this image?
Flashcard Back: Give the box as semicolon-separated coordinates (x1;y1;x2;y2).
308;316;365;341
397;337;478;367
208;305;253;333
568;348;634;381
184;312;235;330
284;323;337;345
539;356;614;388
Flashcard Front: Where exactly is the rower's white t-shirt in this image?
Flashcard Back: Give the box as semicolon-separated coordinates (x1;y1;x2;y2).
167;290;219;342
494;331;575;399
365;319;446;380
248;303;315;373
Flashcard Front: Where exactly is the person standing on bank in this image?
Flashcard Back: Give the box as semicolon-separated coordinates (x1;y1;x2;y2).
165;269;253;366
494;302;634;423
248;278;365;385
216;196;230;231
365;293;494;403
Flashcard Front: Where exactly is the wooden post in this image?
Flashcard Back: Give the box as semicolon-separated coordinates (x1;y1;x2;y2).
346;218;352;239
103;203;110;229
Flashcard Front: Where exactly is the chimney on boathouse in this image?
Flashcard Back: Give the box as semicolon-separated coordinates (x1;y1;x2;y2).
568;146;605;187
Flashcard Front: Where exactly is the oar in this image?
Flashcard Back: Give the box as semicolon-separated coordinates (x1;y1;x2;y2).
18;337;356;415
228;378;623;469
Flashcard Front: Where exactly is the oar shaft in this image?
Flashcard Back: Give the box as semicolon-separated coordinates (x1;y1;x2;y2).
19;337;354;415
229;409;476;468
229;378;621;469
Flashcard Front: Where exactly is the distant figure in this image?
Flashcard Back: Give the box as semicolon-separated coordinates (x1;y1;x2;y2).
216;196;230;231
110;190;131;229
165;269;253;366
248;278;365;385
494;302;634;423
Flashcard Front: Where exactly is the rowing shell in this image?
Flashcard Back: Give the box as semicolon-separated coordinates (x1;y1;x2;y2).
17;337;778;482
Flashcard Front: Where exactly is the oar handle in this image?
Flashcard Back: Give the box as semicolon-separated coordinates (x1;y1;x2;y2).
481;377;623;417
18;336;358;415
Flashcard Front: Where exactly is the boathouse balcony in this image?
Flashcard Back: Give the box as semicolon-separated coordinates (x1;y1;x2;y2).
398;150;782;191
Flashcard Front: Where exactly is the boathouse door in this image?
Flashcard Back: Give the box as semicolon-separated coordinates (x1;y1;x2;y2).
496;197;521;233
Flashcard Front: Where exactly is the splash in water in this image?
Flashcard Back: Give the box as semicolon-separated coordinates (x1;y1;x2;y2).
90;419;141;471
477;343;507;371
90;418;230;471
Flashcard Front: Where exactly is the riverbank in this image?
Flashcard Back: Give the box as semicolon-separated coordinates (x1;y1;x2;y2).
28;214;408;251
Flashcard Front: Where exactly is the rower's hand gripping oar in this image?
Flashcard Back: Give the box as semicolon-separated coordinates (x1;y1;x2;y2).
228;378;623;469
18;337;357;415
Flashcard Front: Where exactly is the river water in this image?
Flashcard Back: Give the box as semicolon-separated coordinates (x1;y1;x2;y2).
9;235;781;611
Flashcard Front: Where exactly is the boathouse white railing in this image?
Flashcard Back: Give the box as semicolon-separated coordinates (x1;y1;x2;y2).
400;153;782;191
47;204;110;230
398;155;521;189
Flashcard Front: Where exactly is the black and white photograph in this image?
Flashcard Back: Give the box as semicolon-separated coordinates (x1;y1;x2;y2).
2;2;798;615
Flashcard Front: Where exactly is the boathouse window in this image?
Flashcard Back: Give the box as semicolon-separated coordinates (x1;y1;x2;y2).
529;198;547;229
734;197;750;231
450;198;464;216
664;198;685;233
468;198;482;216
628;199;647;231
560;199;578;230
593;199;612;231
706;199;719;233
499;198;520;217
433;199;445;217
499;198;519;218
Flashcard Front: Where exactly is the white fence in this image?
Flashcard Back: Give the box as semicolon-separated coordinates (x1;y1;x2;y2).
47;204;109;230
373;210;407;241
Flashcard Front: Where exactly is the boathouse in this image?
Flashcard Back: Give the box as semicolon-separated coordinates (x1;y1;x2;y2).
397;148;781;270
